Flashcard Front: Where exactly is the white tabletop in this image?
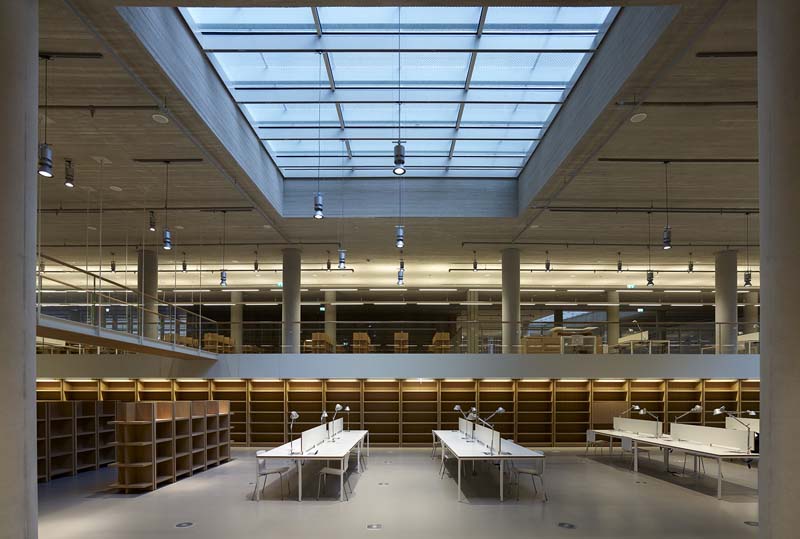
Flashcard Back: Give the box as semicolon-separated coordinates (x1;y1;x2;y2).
593;429;758;459
433;430;544;460
257;430;368;460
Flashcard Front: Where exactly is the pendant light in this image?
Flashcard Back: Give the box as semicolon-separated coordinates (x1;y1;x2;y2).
326;250;332;272
181;252;187;273
662;161;672;249
162;161;172;250
38;57;54;178
472;251;478;272
253;248;260;273
646;211;654;286
313;52;324;219
110;252;116;273
220;211;228;287
148;210;156;232
744;213;752;287
338;247;346;269
545;251;552;272
392;8;406;176
617;251;623;273
397;254;405;286
688;251;694;273
64;159;75;188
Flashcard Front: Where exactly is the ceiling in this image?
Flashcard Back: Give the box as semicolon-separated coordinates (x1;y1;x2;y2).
36;0;760;291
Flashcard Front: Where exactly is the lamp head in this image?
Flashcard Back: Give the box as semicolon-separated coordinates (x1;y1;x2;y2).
466;412;477;421
469;406;477;414
690;404;703;413
713;406;726;416
344;406;350;412
495;406;505;415
745;410;757;416
289;410;300;421
321;410;328;420
638;408;647;415
454;405;462;412
631;404;641;411
335;403;343;412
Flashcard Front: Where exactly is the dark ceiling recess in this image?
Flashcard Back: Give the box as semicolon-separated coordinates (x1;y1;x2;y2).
695;51;756;58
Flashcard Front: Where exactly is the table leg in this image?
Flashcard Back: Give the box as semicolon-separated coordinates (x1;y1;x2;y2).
458;459;462;501
693;455;698;475
664;447;670;472
340;457;345;502
297;460;302;502
717;458;722;499
500;460;504;502
633;441;639;472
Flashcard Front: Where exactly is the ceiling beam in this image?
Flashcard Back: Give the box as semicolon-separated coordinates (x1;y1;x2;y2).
234;87;564;104
597;157;758;164
259;126;541;140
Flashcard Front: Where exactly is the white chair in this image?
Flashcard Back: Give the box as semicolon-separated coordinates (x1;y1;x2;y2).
510;459;548;502
253;454;290;501
620;436;654;463
585;430;609;456
431;432;440;459
681;453;721;478
317;452;353;500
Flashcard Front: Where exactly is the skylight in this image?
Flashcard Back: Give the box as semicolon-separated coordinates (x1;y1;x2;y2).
181;6;617;179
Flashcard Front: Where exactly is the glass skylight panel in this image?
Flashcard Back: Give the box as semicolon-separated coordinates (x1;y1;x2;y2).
181;6;616;179
317;7;482;33
211;52;324;87
329;52;471;88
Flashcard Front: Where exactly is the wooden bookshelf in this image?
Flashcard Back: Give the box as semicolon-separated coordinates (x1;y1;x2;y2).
740;380;760;415
555;380;591;445
630;379;666;416
190;401;207;473
516;379;553;447
64;379;100;401
590;379;629;431
97;401;116;466
175;379;211;401
667;379;704;427
137;379;174;401
287;379;323;434
478;379;515;438
363;379;400;445
440;379;476;431
174;401;192;480
101;379;136;402
703;379;740;427
37;402;48;481
401;379;438;445
212;379;248;445
36;379;63;401
324;379;362;432
249;379;285;446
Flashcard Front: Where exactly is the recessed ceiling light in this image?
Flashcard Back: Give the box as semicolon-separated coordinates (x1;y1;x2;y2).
263;224;271;229
109;185;122;192
151;113;169;124
87;225;97;231
175;225;184;230
630;112;648;123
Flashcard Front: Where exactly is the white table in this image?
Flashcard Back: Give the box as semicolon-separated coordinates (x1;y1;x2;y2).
591;428;758;499
257;430;369;501
433;429;545;502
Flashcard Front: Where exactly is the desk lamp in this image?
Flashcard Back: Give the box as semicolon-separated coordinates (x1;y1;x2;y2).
674;404;702;423
454;404;467;418
465;410;478;442
713;406;754;454
344;405;351;431
637;407;662;438
477;406;505;429
289;411;300;454
320;410;328;424
331;404;344;440
621;404;642;417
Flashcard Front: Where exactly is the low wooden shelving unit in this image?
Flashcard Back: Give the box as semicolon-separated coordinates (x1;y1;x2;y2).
111;400;231;493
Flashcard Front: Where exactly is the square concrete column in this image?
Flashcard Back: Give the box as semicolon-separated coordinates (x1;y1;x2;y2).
137;249;159;340
230;291;243;353
282;248;302;353
324;290;336;350
501;248;520;353
0;0;38;535
466;290;479;353
606;290;620;346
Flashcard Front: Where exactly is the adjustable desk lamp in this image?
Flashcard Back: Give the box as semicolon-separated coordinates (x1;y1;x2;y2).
713;406;756;454
344;405;351;431
476;407;505;455
330;404;344;440
637;407;662;438
288;411;300;455
674;404;703;423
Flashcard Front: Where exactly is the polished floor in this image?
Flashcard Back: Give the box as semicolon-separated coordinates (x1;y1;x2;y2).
38;446;758;538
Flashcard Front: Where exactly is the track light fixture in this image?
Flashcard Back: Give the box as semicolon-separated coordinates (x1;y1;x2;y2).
662;225;672;250
148;211;156;232
397;255;405;285
313;191;324;219
163;229;172;250
744;213;752;287
662;161;672;250
545;251;552;272
393;143;406;176
181;253;187;273
646;211;654;286
688;252;694;273
64;159;75;188
312;52;324;219
162;161;171;250
646;270;654;287
338;248;346;269
38;58;54;178
392;9;406;177
253;250;259;273
473;251;478;272
220;269;227;287
326;250;332;272
617;252;623;273
220;210;228;286
110;253;116;273
744;270;752;287
395;225;405;249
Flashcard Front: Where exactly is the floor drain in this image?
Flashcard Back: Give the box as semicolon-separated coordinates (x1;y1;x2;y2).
557;522;576;529
175;522;194;528
744;521;759;527
367;524;383;530
635;481;647;484
378;482;390;486
383;460;392;464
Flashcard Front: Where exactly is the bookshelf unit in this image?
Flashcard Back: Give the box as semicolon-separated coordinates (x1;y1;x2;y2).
703;380;740;427
400;379;438;445
324;379;362;432
740;380;761;414
554;380;591;445
590;379;629;431
47;401;75;480
137;379;174;401
212;379;248;445
667;379;704;427
37;379;63;401
630;379;666;417
97;401;116;466
249;379;285;446
174;401;192;480
516;380;553;447
64;379;100;401
287;379;323;434
363;379;400;445
37;402;47;481
101;379;136;402
74;401;98;473
190;401;206;473
175;379;211;401
440;379;477;431
478;379;515;438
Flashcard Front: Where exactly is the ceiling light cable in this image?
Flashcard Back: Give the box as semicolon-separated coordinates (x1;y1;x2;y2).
662;161;672;250
38;57;54;178
162;161;172;250
744;213;752;287
313;51;324;219
392;7;406;177
647;211;654;286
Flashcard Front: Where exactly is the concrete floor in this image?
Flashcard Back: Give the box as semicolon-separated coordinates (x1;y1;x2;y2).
38;447;759;538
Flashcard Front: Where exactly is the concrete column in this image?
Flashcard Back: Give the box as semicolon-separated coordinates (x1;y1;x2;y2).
282;248;302;353
606;290;620;346
714;250;738;353
742;291;759;335
0;0;38;535
759;2;800;534
501;248;520;353
137;249;159;340
466;290;479;354
324;291;336;350
230;291;243;353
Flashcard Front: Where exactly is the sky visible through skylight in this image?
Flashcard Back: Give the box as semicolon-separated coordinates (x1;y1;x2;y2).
181;6;617;179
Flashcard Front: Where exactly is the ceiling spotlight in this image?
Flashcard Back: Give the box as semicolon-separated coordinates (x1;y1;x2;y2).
545;251;552;272
395;225;405;249
397;268;405;286
63;159;75;188
148;210;156;232
473;251;478;272
630;112;648;123
151;113;169;124
253;251;260;273
181;253;187;273
162;228;172;250
313;191;324;219
393;143;406;175
338;248;346;269
220;269;227;287
744;270;752;287
38;143;54;178
617;252;623;273
326;251;332;272
110;253;116;273
646;270;654;287
688;252;694;273
662;225;672;250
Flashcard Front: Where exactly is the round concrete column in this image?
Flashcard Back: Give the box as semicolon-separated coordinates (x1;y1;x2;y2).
742;291;759;335
282;248;302;353
230;291;243;353
714;250;738;353
606;290;620;346
324;290;336;350
137;249;159;340
501;248;520;353
466;290;479;353
0;0;38;535
759;1;800;534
